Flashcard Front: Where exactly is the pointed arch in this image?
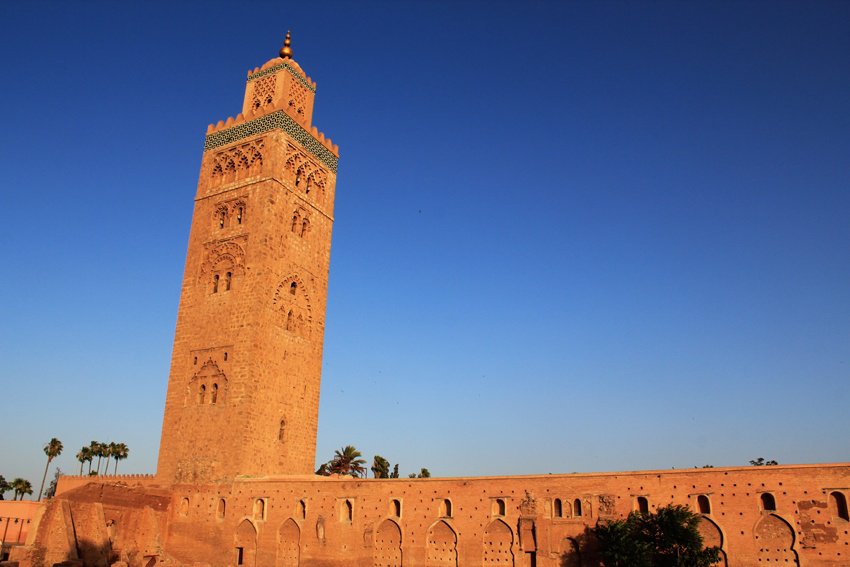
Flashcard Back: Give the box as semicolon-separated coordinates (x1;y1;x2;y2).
754;514;798;565
483;518;514;566
235;519;258;567
276;518;300;567
426;519;457;567
697;515;726;566
374;519;402;567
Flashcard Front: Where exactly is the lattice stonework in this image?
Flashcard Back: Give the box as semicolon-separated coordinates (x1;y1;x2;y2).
288;82;307;116
205;111;338;173
247;62;316;93
251;75;276;110
209;139;265;183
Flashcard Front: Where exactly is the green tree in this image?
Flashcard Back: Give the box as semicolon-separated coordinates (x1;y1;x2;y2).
112;443;129;475
44;468;63;499
750;458;778;466
103;443;115;475
390;464;400;479
371;455;390;478
328;445;367;478
418;468;431;478
315;462;331;476
11;478;33;500
38;437;63;501
90;441;104;475
0;475;10;499
76;446;94;475
592;504;721;567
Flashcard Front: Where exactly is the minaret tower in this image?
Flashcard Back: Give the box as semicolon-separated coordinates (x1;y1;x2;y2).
157;33;339;482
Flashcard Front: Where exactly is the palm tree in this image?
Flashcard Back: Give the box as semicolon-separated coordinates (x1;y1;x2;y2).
329;445;367;478
11;478;33;500
90;441;104;474
76;446;93;475
371;455;390;478
112;443;129;475
38;438;63;501
0;475;10;499
102;443;115;475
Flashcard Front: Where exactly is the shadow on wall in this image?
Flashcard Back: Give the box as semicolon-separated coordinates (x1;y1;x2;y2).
559;527;600;567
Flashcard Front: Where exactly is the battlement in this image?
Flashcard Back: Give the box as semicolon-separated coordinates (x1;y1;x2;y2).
247;58;316;93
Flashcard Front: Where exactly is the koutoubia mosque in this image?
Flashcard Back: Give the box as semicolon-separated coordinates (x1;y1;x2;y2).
3;34;849;567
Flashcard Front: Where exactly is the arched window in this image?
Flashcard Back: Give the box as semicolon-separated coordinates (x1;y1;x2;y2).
199;384;206;404
439;499;452;518
554;498;563;518
211;383;218;404
760;493;776;512
299;499;307;519
573;498;582;517
301;219;309;237
286;310;293;331
392;499;401;517
697;495;711;514
236;206;243;225
295;168;302;187
218;209;227;228
254;498;266;520
213;274;220;293
492;498;505;517
637;496;649;514
180;497;189;516
306;177;312;194
278;419;286;442
225;272;232;291
830;491;849;521
290;281;297;295
345;499;353;522
291;213;300;232
217;498;226;519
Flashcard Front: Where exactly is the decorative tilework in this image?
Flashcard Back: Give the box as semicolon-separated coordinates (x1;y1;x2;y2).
204;111;338;173
247;62;316;93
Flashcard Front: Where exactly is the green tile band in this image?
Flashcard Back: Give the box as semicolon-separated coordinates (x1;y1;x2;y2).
204;110;338;173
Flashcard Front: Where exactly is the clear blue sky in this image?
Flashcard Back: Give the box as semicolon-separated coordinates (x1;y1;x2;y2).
2;1;848;495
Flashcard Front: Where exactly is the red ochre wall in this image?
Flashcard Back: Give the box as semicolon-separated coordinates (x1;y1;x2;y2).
25;463;850;567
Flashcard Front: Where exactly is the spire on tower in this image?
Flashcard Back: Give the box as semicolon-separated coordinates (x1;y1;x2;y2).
279;31;293;59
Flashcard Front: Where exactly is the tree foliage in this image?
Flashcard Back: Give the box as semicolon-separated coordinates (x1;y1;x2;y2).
11;478;33;500
0;475;10;500
749;457;778;466
38;437;63;501
371;455;390;478
328;445;367;478
592;504;721;567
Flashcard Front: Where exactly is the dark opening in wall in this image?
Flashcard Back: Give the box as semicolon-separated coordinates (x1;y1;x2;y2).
831;491;849;521
392;499;401;517
236;547;244;566
573;498;582;517
637;496;649;514
554;498;562;518
761;493;776;512
698;495;711;514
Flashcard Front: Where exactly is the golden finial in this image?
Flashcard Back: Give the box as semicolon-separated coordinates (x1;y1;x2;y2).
279;31;293;59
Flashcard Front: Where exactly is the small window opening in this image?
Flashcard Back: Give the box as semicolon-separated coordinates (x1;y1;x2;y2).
554;498;563;518
193;356;197;365
761;493;776;512
217;498;226;519
392;499;401;517
211;383;218;404
440;499;452;518
345;499;353;522
180;497;189;516
306;177;312;194
698;495;711;514
301;219;308;237
225;272;232;291
219;210;226;229
831;491;849;521
492;498;505;516
237;207;243;224
573;498;582;517
278;419;286;442
637;496;649;514
254;498;266;520
299;499;307;519
295;169;302;187
286;310;293;331
224;351;228;361
199;385;206;404
213;274;220;293
290;281;297;295
236;547;244;566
